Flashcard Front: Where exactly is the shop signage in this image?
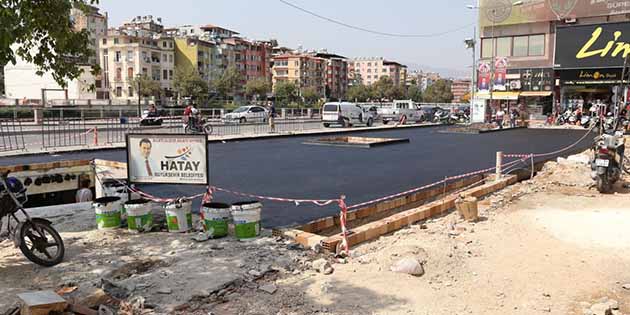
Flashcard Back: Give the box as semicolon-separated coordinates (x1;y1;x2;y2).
127;134;209;185
556;22;630;69
507;68;553;91
559;68;625;85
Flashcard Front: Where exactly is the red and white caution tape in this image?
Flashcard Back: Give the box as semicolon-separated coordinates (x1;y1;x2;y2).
504;123;596;159
209;186;339;207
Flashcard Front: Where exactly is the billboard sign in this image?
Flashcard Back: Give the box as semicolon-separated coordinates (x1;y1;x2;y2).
478;62;492;93
127;134;208;185
556;22;630;69
494;57;509;91
479;0;630;27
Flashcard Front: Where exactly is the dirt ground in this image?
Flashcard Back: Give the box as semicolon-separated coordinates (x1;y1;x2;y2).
2;148;630;315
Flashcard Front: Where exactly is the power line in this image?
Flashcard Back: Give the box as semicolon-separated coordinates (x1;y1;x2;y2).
278;0;474;38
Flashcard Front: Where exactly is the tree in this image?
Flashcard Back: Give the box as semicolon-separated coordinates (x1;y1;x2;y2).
301;87;321;106
387;85;406;101
244;78;271;100
423;79;453;103
274;81;298;106
346;85;372;102
407;85;423;102
1;0;100;87
213;66;243;99
130;75;161;98
173;67;208;102
461;92;471;103
371;76;395;101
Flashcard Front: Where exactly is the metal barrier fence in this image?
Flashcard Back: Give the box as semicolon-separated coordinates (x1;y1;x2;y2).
41;114;90;148
0;119;25;152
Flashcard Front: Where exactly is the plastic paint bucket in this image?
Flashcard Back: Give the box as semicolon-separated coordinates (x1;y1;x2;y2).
93;196;122;230
164;199;193;233
201;202;231;238
231;201;262;240
125;199;153;232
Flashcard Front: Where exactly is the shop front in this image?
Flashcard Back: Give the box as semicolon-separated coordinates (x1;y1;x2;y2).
555;22;630;114
507;68;554;118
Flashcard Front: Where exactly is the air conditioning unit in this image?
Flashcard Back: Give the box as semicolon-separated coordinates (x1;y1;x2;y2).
510;80;521;90
565;18;577;24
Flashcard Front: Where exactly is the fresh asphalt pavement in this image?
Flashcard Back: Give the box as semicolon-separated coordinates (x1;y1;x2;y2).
0;127;594;228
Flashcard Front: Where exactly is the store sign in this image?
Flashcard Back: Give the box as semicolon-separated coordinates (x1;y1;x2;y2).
477;62;491;93
507;68;554;91
127;134;209;185
480;0;630;27
559;68;624;85
556;22;630;69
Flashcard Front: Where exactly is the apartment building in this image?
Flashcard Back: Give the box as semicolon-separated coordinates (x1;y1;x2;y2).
451;79;471;103
315;52;348;100
222;37;273;82
272;54;326;97
4;5;107;100
174;37;222;84
99;29;175;100
350;57;407;86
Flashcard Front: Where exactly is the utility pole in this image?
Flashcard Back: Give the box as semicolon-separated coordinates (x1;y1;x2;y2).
137;75;141;117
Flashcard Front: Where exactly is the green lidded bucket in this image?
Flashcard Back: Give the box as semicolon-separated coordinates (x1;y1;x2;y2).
231;201;262;240
164;199;193;233
201;202;231;238
125;199;153;232
94;196;122;230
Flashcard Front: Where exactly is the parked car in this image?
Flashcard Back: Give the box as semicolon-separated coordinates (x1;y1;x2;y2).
360;105;380;122
222;105;268;124
322;102;373;128
378;100;424;124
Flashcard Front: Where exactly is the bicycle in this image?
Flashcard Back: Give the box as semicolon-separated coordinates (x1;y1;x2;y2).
0;171;65;266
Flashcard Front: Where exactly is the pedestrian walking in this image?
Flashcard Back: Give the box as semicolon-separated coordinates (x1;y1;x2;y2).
510;108;519;128
496;107;505;129
268;101;276;133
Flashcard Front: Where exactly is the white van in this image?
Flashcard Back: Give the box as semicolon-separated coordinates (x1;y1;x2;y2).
322;102;373;128
378;100;424;124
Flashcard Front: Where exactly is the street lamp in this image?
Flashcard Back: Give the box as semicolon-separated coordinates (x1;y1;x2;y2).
468;1;523;120
465;34;476;115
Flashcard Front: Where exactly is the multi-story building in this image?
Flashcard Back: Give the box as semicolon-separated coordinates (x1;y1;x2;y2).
4;5;107;100
272;54;326;97
122;15;164;34
99;28;175;100
451;79;472;103
174;37;218;85
222;37;273;82
421;72;441;91
349;57;407;86
315;52;348;100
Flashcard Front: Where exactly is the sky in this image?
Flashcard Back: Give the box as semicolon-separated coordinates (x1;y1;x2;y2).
98;0;478;77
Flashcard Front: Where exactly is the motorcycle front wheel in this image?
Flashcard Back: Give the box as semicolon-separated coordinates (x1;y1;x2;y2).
19;220;65;267
203;124;213;135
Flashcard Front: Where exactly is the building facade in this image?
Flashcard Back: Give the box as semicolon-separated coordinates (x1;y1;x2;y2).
349;57;407;86
451;79;471;103
272;54;326;97
315;53;348;100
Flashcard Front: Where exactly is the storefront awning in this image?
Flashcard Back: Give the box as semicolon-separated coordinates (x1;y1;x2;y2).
476;92;520;100
520;91;552;97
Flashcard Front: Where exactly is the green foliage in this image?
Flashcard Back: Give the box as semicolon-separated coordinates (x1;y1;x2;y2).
387;85;406;100
1;0;101;87
423;79;453;103
370;76;395;101
130;75;161;98
244;78;271;100
407;85;423;102
173;67;208;101
346;85;371;102
274;81;298;106
301;86;320;106
212;66;243;98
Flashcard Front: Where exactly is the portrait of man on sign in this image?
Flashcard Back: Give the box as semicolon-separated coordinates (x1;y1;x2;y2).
133;138;159;178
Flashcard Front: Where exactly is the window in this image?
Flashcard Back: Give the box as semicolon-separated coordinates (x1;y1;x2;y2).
170;42;173;48
513;36;529;57
496;37;512;57
367;62;371;66
163;53;167;62
142;51;147;62
163;69;168;80
528;34;545;56
127;67;133;78
169;70;173;77
481;38;494;58
115;87;122;97
162;41;167;48
128;86;133;97
382;68;387;73
367;69;372;73
169;54;173;63
115;68;122;80
142;68;148;75
114;38;119;44
114;51;121;62
102;38;107;45
127;50;133;61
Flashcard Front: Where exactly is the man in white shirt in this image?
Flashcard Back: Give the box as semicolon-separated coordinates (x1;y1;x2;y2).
132;138;159;180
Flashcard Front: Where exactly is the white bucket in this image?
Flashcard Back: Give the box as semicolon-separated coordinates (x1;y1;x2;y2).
201;202;231;238
93;196;122;230
102;180;140;219
125;199;153;232
231;201;262;240
164;199;193;233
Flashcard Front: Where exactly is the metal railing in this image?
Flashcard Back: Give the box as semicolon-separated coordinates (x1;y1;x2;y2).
0;119;25;152
41;113;89;148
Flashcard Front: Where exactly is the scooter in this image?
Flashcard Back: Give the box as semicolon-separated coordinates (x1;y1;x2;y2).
433;109;452;124
140;110;163;126
591;130;625;193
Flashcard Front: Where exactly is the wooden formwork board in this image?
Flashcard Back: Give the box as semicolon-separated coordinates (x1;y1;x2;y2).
0;159;92;172
319;175;516;252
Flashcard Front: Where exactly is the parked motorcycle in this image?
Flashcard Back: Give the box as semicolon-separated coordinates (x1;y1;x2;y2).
139;110;163;126
433;109;452;124
0;171;65;266
591;130;626;193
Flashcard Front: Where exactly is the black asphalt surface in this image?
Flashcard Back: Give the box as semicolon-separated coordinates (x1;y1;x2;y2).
0;127;594;228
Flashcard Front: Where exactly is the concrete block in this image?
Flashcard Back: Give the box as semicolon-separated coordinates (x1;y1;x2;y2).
17;290;68;315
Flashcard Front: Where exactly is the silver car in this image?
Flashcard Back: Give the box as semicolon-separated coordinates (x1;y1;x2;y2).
222;105;269;124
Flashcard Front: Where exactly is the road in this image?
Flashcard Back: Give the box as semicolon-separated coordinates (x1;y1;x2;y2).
0;127;595;228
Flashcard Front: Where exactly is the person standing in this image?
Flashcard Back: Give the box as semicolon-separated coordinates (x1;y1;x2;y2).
268;101;276;133
496;107;505;129
510;108;519;128
75;179;93;203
